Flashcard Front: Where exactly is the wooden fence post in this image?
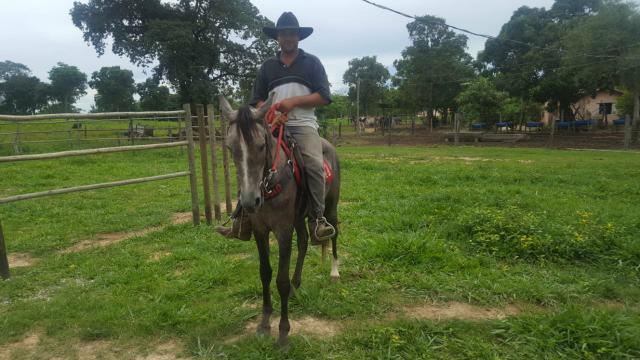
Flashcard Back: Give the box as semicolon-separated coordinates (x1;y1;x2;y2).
13;122;21;155
207;105;222;221
196;105;212;225
454;113;461;146
624;114;632;150
0;219;9;280
184;104;200;225
549;115;557;147
220;112;233;214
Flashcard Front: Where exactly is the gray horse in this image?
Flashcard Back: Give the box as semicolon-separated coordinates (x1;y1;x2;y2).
219;94;341;348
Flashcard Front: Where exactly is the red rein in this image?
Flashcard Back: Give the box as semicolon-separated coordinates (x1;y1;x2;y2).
265;104;302;188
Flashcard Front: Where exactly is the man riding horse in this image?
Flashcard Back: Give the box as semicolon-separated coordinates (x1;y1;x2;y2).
216;11;336;242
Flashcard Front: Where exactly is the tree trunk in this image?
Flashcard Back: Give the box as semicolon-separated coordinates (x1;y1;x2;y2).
632;91;640;143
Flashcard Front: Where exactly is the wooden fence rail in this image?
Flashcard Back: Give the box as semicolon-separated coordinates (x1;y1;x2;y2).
0;172;190;205
0;104;242;280
0;141;187;163
0;107;214;280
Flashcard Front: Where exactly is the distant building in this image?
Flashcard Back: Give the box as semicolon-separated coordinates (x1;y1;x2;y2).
542;89;623;124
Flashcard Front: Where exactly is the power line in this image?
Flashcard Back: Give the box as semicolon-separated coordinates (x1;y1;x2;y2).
360;0;638;59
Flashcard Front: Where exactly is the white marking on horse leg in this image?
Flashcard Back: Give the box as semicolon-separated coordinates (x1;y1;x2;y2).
330;257;340;282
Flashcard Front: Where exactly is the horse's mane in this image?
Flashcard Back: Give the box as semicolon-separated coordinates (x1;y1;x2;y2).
236;105;258;145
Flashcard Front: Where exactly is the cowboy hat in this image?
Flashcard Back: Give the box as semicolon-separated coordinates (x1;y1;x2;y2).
263;12;313;40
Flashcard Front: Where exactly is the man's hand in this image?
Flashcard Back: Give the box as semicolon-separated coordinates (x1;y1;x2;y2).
272;112;288;126
276;98;298;113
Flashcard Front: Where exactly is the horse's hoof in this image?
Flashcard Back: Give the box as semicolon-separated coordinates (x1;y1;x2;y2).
277;335;290;351
331;275;340;283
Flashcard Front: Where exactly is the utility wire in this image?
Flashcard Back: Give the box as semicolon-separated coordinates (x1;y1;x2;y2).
361;0;639;59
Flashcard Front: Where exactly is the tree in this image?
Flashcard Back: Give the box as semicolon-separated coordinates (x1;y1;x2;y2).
0;74;49;115
456;77;507;125
48;63;87;113
89;66;136;112
394;15;475;127
0;61;31;80
137;78;179;111
316;94;351;120
480;1;603;122
71;0;275;104
343;56;390;115
563;0;640;140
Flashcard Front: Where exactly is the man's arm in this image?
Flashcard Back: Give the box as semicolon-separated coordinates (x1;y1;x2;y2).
276;92;328;113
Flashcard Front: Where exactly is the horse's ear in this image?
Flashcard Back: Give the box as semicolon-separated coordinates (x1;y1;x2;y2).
219;95;238;122
252;91;276;121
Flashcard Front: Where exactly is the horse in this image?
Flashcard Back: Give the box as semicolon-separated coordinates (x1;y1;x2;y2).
219;94;341;348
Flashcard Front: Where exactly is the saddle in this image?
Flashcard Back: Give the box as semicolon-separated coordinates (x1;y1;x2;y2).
262;127;334;201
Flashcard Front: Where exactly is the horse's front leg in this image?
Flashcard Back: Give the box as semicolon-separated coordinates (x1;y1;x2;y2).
292;218;308;289
255;230;272;336
275;229;293;349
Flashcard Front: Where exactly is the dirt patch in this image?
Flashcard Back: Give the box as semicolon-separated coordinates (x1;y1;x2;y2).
136;340;185;360
149;251;172;262
226;316;341;344
60;226;163;254
0;333;187;360
0;331;41;359
170;212;193;225
227;253;251;261
7;252;38;267
404;301;521;321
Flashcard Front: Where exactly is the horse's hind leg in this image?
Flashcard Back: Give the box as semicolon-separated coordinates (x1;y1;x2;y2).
292;219;308;289
325;211;340;282
255;231;272;336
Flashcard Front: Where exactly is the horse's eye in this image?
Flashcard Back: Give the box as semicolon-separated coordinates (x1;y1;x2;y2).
258;144;265;151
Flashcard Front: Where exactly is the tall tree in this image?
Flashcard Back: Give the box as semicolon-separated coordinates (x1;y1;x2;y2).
480;1;603;121
343;56;390;116
563;0;640;140
71;0;275;104
0;75;49;115
456;77;507;125
0;61;31;80
48;62;87;113
137;78;178;111
89;66;136;112
394;15;475;125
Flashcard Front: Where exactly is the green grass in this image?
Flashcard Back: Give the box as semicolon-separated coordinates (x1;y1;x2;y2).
1;145;640;358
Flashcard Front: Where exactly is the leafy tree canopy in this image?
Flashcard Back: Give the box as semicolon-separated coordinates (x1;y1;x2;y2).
137;78;179;111
0;74;49;115
394;15;474;119
343;56;390;115
89;66;136;112
71;0;276;104
0;60;31;80
480;0;603;118
48;62;88;113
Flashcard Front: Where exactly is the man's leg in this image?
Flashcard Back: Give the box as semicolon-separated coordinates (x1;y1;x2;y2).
287;126;335;241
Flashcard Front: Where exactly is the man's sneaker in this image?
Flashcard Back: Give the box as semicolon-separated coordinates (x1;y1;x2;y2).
310;216;336;244
215;211;252;241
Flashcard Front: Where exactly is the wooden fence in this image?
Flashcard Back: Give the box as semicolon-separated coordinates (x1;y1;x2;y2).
0;105;234;279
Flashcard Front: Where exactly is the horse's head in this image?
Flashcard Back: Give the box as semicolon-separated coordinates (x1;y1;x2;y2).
219;93;275;213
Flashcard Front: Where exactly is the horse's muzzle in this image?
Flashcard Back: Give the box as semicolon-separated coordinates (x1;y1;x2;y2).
241;193;263;213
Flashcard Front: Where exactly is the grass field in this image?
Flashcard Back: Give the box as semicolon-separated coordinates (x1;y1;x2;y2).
1;144;639;359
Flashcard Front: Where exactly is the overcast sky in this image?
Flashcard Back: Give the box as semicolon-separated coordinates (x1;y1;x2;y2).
0;0;561;112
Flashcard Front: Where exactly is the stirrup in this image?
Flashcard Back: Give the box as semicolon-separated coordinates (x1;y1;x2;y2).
314;216;336;241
